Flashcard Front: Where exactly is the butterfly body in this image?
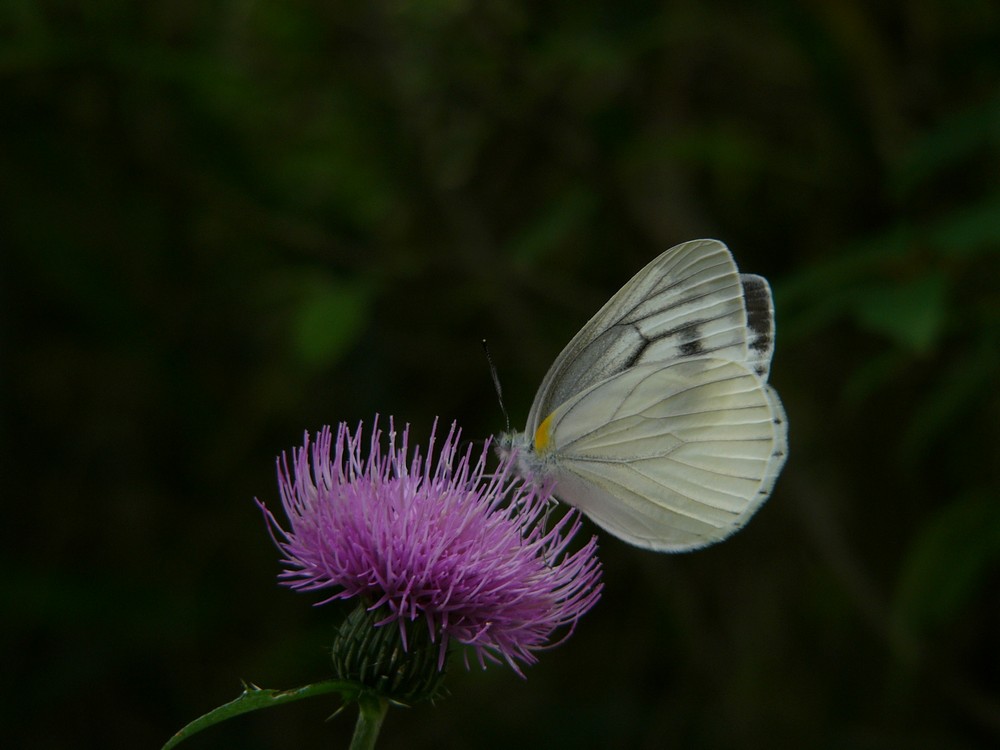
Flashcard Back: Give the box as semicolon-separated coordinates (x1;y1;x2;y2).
500;239;788;552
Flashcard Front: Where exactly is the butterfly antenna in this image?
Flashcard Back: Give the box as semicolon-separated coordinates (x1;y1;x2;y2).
482;339;510;433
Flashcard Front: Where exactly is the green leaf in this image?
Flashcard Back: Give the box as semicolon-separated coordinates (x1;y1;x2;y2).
850;273;948;353
925;191;1000;259
841;347;910;406
893;493;1000;637
507;186;597;265
773;227;916;345
891;92;1000;198
292;277;373;367
899;341;1000;463
162;679;360;750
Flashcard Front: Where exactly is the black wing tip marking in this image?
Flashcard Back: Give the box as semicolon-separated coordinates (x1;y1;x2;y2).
740;274;773;351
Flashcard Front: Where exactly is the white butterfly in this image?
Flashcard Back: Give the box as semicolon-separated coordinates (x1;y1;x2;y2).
500;239;788;552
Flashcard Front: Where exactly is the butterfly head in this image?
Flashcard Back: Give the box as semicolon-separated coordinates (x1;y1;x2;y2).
496;427;556;486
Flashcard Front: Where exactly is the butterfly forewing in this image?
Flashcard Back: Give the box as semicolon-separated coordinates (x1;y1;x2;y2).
526;240;751;434
739;274;776;380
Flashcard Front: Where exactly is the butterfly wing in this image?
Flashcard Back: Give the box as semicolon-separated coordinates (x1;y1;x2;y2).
739;273;776;380
525;239;756;435
537;358;786;551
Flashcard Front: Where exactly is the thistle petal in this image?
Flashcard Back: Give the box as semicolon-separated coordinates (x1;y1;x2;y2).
258;418;603;675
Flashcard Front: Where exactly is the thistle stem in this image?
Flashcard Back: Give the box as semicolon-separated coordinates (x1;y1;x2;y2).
348;694;388;750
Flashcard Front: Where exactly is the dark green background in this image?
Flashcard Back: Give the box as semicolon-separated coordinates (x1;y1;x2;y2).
4;2;999;748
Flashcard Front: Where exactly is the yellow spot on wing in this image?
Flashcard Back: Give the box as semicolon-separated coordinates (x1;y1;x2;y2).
534;412;555;454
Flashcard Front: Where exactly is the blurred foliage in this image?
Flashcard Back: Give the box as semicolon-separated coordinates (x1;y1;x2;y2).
2;1;999;748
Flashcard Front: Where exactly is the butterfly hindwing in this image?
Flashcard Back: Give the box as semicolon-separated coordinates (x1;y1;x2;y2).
539;359;780;551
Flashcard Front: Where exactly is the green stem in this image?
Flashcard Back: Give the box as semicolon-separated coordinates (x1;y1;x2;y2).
348;694;388;750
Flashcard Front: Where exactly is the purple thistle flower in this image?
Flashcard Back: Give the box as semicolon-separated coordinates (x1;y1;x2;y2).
258;418;603;675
